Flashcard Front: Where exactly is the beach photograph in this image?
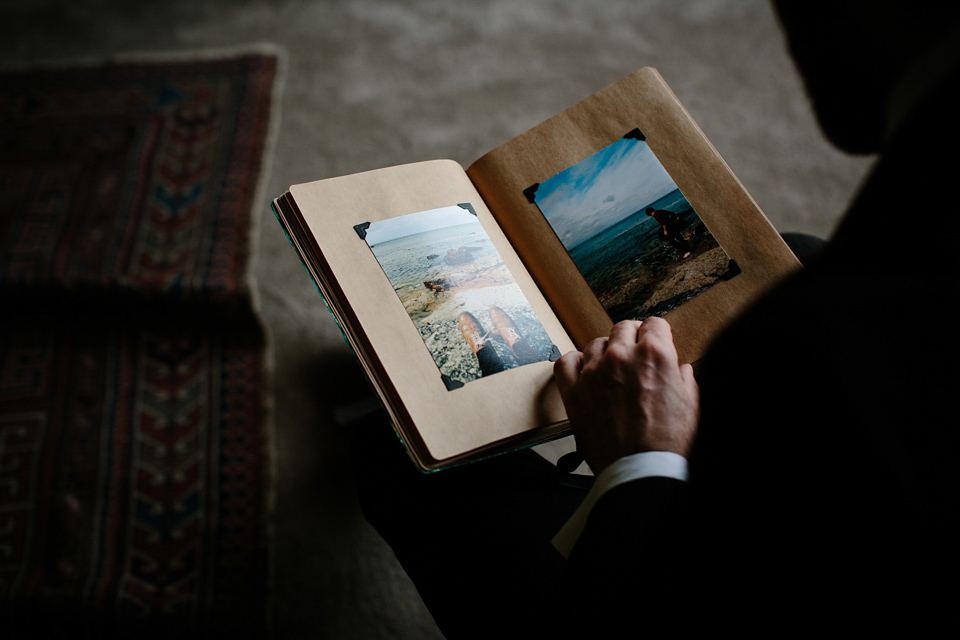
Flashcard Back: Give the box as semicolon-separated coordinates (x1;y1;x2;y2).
534;135;738;323
364;205;554;387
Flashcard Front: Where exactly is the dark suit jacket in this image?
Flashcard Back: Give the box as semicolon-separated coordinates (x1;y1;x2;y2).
565;76;959;634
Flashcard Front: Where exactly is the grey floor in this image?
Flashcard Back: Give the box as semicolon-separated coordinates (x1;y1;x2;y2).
2;1;874;637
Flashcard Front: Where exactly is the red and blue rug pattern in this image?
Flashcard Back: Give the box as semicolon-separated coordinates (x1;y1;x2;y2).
0;53;275;300
0;53;275;636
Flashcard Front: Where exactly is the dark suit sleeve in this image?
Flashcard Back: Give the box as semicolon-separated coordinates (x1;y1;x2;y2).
569;477;690;567
562;476;693;633
561;257;955;634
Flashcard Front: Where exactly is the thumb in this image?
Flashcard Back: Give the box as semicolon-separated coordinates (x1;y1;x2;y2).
553;351;583;397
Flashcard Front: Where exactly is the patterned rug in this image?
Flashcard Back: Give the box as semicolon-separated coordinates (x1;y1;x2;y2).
0;52;276;637
0;52;276;299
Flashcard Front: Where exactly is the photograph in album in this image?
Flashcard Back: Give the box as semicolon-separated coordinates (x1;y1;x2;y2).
532;133;740;323
364;205;554;388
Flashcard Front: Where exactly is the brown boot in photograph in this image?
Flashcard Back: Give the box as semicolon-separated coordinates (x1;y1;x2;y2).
459;311;505;377
457;311;488;355
488;306;539;365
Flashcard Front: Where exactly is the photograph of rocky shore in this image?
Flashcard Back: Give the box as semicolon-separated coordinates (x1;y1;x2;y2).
365;206;554;386
535;134;738;323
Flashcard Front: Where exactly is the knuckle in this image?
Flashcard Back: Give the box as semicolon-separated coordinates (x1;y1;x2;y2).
635;337;668;364
602;343;633;367
587;336;607;350
643;315;671;335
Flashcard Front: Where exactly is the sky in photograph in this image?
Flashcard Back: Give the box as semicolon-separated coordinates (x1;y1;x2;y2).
535;137;678;249
364;205;479;245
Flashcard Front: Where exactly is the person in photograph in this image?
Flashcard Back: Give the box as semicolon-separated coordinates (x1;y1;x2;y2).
645;206;692;257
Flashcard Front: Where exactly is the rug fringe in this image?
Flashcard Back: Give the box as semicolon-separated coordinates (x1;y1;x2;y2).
0;42;287;73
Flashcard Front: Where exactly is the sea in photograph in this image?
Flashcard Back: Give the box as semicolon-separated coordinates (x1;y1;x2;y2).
369;220;553;385
568;188;736;322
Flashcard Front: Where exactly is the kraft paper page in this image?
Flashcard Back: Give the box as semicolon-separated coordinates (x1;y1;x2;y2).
467;67;800;364
288;160;574;463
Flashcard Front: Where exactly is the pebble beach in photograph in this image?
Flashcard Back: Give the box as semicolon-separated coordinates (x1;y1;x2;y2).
369;218;554;385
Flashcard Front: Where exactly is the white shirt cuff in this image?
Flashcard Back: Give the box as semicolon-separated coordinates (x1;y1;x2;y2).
551;451;688;559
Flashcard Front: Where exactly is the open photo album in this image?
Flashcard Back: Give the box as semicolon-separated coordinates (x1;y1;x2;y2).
272;67;801;471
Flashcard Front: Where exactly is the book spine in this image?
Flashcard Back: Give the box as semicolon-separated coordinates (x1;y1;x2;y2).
270;201;355;353
269;201;422;468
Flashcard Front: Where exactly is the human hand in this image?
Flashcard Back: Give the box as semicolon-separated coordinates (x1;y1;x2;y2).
553;317;699;475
